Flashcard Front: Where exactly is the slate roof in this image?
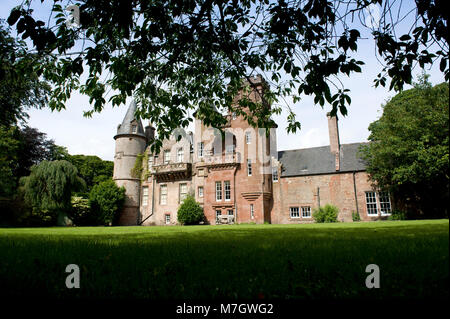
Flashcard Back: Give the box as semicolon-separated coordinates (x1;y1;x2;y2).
116;100;146;138
278;142;368;177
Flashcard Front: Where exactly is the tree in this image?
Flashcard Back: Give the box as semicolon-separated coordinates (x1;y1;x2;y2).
68;196;92;226
6;1;448;152
15;126;69;178
0;125;21;197
66;154;114;195
0;125;69;225
89;179;126;226
360;77;449;218
177;194;204;225
20;160;86;225
0;22;50;126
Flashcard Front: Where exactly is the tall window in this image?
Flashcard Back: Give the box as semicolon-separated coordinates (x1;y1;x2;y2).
131;125;137;133
365;192;378;216
290;207;300;218
177;147;184;162
148;156;153;169
142;187;149;206
198;142;204;157
245;131;251;144
247;159;252;176
216;209;222;223
198;186;204;198
365;191;392;216
232;112;237;120
301;206;311;218
215;181;222;201
164;150;170;164
272;167;278;182
250;204;254;219
165;214;170;224
224;181;231;201
179;183;187;203
160;185;167;205
379;192;392;215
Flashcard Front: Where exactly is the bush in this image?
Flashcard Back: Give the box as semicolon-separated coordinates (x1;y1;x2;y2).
388;210;407;220
352;210;361;222
89;179;126;226
313;204;339;223
177;194;204;225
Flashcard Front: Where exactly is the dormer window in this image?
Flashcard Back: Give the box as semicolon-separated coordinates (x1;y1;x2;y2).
245;131;251;144
164;150;170;164
131;125;137;134
177;148;184;162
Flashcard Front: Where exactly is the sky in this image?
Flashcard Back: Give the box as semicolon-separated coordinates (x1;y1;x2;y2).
1;1;446;161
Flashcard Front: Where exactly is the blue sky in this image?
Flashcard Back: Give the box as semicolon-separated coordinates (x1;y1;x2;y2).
1;1;445;161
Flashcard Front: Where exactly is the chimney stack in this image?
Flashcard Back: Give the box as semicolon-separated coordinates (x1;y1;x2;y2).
327;113;340;171
145;124;155;143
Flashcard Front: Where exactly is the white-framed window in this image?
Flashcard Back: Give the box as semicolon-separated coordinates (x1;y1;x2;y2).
272;167;278;182
179;183;187;203
160;184;167;205
301;206;311;218
198;142;204;157
177;147;184;162
365;191;378;216
226;144;235;154
245;131;251;144
142;186;149;206
290;207;300;218
148;156;153;169
131;125;137;133
165;214;170;224
379;192;392;215
164;150;170;164
247;159;252;176
215;181;222;201
250;204;254;219
224;181;231;201
216;209;222;223
198;186;204;198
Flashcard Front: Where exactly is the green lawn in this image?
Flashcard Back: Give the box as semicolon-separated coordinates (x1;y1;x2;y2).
0;220;448;299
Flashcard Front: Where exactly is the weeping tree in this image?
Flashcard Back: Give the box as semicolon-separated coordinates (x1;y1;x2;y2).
20;160;85;225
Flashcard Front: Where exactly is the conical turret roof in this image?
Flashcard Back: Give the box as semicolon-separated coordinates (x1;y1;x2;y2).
115;100;146;138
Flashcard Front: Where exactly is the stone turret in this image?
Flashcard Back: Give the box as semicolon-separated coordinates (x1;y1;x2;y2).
113;100;147;225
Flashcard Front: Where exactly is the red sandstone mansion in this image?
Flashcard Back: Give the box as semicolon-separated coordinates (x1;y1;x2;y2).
113;76;392;226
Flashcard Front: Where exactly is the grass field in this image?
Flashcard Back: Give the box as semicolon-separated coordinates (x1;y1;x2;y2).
0;220;448;299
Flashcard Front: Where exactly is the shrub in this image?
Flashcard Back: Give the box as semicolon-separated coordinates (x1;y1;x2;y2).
388;210;407;220
313;204;339;223
352;210;361;222
89;179;126;226
177;194;204;225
